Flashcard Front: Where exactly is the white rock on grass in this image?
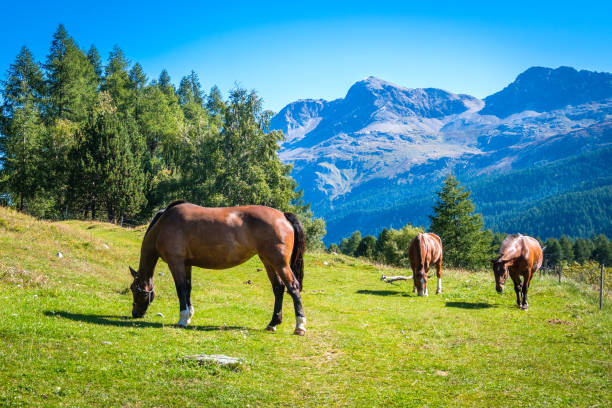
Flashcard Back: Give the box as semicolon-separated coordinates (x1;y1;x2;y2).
184;354;245;369
57;252;63;259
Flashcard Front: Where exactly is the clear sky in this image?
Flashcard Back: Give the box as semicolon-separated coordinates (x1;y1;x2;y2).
2;1;611;112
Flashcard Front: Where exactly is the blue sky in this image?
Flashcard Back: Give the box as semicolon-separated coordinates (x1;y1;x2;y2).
1;1;611;111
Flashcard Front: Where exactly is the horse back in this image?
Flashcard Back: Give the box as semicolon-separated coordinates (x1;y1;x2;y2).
151;203;294;269
409;233;442;267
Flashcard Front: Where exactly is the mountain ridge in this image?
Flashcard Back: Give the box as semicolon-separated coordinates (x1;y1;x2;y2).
271;66;612;242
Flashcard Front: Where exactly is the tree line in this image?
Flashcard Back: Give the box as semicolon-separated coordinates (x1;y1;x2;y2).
331;175;612;269
0;25;326;249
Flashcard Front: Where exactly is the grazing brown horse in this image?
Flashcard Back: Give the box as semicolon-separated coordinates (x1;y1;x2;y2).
409;233;443;296
491;234;543;310
129;201;307;335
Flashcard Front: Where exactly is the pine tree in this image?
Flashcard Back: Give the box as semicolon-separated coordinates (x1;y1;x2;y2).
355;235;377;258
559;235;574;263
592;234;612;266
44;24;97;123
87;45;103;83
178;70;203;106
101;46;133;115
341;231;362;256
129;63;147;91
573;238;592;264
429;175;490;268
0;46;47;212
70;92;145;221
543;238;562;267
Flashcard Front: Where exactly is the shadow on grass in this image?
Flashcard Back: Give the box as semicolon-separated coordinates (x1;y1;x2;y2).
445;301;495;309
356;289;412;297
44;310;251;331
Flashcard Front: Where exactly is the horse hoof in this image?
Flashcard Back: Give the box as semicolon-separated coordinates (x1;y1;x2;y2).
293;328;306;336
265;325;276;332
436;290;441;295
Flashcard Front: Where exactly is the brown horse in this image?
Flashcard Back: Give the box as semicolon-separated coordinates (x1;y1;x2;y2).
409;233;443;296
129;201;307;335
491;234;543;310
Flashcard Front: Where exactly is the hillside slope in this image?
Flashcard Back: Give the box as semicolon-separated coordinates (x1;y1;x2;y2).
0;207;610;407
271;67;612;242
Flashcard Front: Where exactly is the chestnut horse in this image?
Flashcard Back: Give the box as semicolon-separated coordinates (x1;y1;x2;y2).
491;234;543;310
129;201;307;335
409;233;443;296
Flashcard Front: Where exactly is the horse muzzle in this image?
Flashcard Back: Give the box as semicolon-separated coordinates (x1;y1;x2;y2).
132;309;146;318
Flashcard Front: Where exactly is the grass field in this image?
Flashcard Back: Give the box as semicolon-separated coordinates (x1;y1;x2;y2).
0;206;610;407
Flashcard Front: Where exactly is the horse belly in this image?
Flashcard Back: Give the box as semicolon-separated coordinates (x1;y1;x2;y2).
189;246;256;270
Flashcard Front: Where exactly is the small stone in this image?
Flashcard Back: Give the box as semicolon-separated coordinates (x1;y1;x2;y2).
102;341;112;345
157;312;164;317
102;243;110;249
323;261;329;266
244;280;253;285
57;252;63;259
159;272;165;276
184;354;244;369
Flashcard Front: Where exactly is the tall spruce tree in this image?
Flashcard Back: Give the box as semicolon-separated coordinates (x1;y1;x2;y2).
87;45;103;83
543;238;562;267
70;92;145;221
0;46;47;212
101;46;133;115
44;24;97;123
429;175;490;268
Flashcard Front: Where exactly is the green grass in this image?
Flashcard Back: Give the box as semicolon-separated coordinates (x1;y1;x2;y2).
0;206;610;407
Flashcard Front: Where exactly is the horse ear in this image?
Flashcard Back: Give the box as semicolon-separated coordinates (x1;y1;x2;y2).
129;266;137;278
489;259;496;264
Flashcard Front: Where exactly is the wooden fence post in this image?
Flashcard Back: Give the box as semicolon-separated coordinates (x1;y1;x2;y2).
601;264;605;310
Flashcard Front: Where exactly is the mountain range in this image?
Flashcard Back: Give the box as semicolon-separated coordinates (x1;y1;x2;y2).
270;66;612;243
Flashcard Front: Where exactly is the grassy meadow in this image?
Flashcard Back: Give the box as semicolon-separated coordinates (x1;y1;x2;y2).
0;206;610;407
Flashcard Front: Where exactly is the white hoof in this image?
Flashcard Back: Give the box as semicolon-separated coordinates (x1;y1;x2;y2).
188;305;194;323
265;325;276;332
294;316;306;335
178;309;190;327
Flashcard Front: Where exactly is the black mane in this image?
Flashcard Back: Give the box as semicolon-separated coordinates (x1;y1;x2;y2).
144;200;188;236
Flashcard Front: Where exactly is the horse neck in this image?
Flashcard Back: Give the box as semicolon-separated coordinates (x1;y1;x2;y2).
137;233;159;282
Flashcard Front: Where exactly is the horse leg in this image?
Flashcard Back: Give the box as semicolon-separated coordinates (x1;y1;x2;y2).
277;265;306;335
435;260;442;295
423;264;429;297
186;265;194;323
264;263;285;332
168;259;190;327
521;272;532;311
511;274;522;308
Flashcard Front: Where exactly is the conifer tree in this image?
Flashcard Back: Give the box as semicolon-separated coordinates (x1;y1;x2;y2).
543;238;562;266
573;238;592;264
0;46;47;212
44;24;97;123
87;45;103;83
101;46;133;115
429;175;490;268
559;235;574;263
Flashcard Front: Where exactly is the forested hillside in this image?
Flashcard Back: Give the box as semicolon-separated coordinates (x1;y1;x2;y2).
0;25;325;247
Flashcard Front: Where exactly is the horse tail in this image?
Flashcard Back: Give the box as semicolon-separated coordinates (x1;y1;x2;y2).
145;200;188;237
284;212;305;291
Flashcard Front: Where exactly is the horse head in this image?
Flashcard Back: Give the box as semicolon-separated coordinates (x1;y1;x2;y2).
129;266;155;318
490;259;509;293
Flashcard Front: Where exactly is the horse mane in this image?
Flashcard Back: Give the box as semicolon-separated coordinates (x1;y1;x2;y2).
144;200;188;237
